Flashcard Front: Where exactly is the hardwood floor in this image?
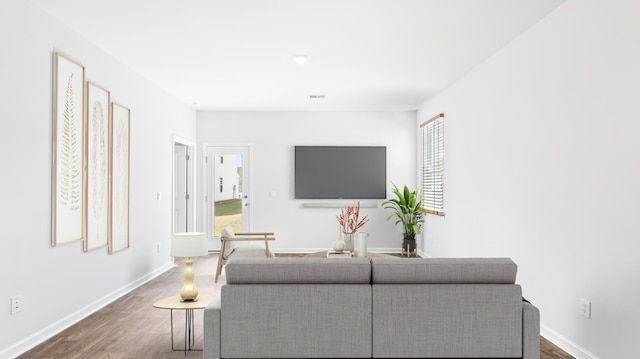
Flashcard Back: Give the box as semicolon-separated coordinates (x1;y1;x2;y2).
18;253;573;359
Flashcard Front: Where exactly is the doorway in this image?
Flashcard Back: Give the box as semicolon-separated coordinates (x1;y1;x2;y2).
206;145;251;250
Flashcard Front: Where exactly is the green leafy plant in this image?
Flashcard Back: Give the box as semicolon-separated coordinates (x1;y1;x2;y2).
382;183;424;240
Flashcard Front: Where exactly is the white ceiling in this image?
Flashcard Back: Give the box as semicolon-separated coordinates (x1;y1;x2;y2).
30;0;564;111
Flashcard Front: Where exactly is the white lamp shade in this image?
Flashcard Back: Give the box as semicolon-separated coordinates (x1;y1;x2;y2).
171;232;208;258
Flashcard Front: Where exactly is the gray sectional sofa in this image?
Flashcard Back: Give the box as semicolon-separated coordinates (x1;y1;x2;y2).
204;257;539;359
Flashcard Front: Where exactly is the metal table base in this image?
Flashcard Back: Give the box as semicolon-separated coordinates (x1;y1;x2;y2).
169;308;203;355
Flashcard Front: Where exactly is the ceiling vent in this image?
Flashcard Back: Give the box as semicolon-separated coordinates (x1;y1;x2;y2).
309;94;326;99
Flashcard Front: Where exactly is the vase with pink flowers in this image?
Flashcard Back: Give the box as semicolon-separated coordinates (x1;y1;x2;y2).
335;201;369;252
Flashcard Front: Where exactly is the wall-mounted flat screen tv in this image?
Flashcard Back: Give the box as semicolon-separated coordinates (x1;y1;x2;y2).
295;146;387;199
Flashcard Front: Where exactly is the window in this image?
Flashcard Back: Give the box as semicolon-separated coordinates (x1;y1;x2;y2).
420;113;445;216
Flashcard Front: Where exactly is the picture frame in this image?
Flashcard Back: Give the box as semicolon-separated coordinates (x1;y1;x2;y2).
84;82;111;252
52;52;86;247
109;102;131;253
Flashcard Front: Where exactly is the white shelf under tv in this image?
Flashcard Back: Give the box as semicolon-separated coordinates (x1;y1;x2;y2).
301;202;379;208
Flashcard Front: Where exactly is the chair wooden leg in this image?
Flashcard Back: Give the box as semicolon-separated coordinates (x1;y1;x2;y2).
264;239;272;258
215;242;226;283
215;256;224;283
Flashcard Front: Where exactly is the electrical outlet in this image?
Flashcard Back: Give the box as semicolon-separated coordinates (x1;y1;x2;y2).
156;242;160;254
579;298;591;319
11;295;22;315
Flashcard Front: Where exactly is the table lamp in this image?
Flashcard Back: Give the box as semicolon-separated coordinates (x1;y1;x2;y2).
171;232;208;301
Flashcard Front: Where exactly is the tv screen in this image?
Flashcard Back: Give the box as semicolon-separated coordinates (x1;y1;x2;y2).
295;146;387;199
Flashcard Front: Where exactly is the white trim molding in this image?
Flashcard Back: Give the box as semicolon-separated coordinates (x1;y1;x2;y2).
541;324;600;359
0;263;174;359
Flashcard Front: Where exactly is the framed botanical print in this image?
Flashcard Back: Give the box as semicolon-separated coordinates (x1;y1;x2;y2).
109;102;131;253
53;52;85;247
85;82;110;251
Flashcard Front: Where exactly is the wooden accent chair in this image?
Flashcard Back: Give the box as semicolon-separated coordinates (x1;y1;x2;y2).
215;225;276;283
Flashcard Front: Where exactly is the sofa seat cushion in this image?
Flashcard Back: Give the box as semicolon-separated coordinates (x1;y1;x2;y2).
371;257;517;284
225;257;371;284
224;244;270;260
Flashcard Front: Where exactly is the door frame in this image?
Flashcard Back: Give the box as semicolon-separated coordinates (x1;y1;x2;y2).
203;143;253;246
172;135;196;233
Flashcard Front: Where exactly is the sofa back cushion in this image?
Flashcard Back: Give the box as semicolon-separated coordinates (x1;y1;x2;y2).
372;283;523;358
371;257;517;284
225;257;371;284
222;284;372;358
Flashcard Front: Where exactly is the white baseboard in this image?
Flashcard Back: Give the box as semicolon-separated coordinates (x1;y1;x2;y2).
420;252;600;359
0;262;174;359
541;324;600;359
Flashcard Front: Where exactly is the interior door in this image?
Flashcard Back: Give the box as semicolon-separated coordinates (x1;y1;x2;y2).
206;145;251;250
173;137;195;233
174;144;188;232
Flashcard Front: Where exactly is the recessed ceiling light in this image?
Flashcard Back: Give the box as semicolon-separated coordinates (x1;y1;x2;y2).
292;55;308;64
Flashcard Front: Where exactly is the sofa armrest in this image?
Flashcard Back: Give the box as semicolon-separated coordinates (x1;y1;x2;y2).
522;300;540;359
204;293;221;359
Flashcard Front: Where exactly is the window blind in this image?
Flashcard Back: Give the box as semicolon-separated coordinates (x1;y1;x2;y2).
420;113;445;216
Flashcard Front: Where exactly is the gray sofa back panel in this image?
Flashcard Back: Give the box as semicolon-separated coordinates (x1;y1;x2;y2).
371;257;517;284
221;284;372;358
372;284;523;358
225;257;372;284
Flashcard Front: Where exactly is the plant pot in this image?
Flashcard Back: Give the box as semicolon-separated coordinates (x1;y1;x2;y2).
402;238;417;253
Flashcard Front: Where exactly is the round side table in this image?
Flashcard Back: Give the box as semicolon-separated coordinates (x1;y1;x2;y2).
153;294;213;355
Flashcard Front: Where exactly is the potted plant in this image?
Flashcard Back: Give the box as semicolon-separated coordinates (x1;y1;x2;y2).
336;201;369;252
382;183;424;254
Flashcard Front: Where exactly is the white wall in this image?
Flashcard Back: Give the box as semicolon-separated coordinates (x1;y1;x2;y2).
417;0;640;358
0;1;197;357
196;111;417;252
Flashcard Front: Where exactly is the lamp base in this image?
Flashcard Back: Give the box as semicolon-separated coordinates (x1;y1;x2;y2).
179;258;199;301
